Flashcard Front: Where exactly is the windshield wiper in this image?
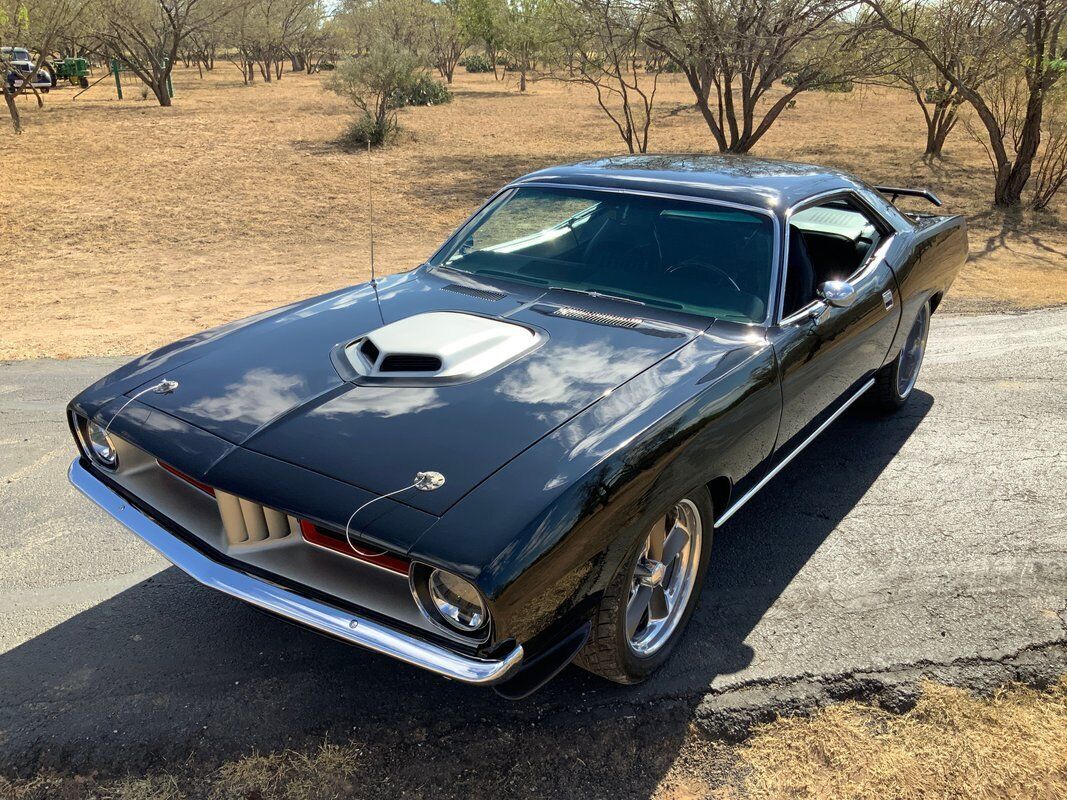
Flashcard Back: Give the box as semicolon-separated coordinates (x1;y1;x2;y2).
548;286;647;307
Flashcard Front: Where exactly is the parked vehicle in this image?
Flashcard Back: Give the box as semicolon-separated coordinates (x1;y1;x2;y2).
2;46;54;92
54;56;90;88
67;156;967;697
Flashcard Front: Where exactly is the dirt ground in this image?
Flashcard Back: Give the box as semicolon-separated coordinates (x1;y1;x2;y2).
2;66;1066;361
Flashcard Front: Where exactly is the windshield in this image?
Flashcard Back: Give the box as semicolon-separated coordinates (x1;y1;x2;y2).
434;187;775;323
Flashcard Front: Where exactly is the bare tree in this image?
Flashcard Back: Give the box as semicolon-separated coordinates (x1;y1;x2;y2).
866;0;1067;207
1032;84;1067;208
457;0;506;79
289;10;338;73
1;0;89;132
500;0;552;91
428;0;465;82
94;0;242;105
642;0;870;153
555;0;659;152
862;4;996;160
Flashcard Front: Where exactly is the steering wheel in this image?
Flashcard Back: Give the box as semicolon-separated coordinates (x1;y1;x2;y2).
666;260;743;294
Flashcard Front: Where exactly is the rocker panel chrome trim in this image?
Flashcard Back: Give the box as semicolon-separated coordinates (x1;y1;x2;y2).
714;378;875;528
68;458;524;685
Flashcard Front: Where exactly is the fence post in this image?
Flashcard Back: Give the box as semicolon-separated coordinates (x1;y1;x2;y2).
111;59;122;99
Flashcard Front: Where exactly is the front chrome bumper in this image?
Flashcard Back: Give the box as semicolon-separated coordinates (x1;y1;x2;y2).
68;458;524;685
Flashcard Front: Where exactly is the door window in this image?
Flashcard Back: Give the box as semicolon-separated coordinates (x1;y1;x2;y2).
782;198;883;317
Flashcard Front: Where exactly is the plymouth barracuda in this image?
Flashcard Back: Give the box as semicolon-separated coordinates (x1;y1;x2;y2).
67;155;968;697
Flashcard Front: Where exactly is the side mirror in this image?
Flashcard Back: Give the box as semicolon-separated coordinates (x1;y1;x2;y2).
817;280;857;309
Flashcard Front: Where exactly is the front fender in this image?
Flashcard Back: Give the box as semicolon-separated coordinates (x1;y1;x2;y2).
410;326;780;644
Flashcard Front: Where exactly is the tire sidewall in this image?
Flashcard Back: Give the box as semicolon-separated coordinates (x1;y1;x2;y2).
611;486;714;679
893;300;931;402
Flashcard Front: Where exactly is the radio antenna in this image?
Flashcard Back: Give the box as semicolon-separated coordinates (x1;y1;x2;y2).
367;140;376;286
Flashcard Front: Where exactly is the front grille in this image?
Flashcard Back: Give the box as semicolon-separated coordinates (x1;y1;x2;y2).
553;306;642;328
379;354;442;372
160;460;297;546
215;491;299;545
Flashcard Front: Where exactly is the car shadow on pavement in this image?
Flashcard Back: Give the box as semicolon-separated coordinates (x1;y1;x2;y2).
0;392;932;794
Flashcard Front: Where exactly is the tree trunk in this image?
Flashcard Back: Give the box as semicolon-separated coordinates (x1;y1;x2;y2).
993;93;1044;207
152;76;172;107
519;68;526;92
923;101;957;159
3;84;22;134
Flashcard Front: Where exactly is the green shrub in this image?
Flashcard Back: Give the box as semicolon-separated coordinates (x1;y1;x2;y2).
389;73;452;107
460;54;492;73
339;113;396;149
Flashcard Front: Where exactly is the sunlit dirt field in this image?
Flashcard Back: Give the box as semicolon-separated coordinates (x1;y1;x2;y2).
3;66;1066;360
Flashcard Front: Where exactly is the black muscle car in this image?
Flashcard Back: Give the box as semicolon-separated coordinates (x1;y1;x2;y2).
68;156;968;697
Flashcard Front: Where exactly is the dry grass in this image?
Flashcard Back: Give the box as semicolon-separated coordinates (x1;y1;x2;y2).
711;678;1067;800
2;680;1064;799
3;66;1066;360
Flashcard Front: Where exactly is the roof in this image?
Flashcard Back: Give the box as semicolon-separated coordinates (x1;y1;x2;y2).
512;155;862;212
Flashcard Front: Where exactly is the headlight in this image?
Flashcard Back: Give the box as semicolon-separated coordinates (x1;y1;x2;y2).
426;569;487;633
85;420;118;469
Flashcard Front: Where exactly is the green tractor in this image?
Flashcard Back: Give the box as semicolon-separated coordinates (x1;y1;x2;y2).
53;56;91;89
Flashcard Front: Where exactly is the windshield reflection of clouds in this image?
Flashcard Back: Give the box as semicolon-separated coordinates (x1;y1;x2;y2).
310;387;445;420
181;368;305;425
495;341;659;424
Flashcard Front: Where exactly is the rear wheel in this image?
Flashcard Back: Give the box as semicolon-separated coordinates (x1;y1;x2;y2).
872;300;930;412
576;487;713;684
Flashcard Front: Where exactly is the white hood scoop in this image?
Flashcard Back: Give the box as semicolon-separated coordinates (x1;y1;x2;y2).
338;312;542;385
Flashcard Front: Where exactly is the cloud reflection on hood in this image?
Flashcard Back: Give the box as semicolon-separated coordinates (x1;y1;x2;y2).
181;368;306;425
309;387;445;420
495;341;659;424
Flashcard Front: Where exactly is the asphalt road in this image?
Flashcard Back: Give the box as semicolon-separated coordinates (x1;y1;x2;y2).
1;308;1065;783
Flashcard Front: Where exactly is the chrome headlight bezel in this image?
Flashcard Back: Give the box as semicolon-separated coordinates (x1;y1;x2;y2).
73;413;119;471
409;564;490;641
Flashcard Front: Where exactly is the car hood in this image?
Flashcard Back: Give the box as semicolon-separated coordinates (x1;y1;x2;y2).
131;269;705;515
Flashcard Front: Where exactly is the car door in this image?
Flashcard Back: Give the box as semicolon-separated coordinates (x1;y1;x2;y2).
767;191;903;454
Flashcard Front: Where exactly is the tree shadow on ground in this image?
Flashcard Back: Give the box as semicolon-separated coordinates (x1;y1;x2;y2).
0;393;931;798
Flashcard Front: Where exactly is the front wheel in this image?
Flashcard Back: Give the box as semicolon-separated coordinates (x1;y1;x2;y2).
575;487;713;684
872;300;931;412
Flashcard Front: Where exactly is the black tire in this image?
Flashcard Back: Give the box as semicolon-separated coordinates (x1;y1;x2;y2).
872;300;931;412
575;486;714;684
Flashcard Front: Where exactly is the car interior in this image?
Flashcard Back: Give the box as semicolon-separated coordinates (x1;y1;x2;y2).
781;199;883;317
442;190;777;324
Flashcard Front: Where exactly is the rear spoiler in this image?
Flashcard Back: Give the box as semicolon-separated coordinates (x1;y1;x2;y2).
874;186;943;207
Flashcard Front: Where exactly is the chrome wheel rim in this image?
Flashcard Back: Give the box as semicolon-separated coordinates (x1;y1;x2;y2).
626;498;702;656
897;304;930;398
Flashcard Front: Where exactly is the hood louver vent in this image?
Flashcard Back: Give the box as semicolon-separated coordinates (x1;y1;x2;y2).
553;306;642;329
442;284;507;301
379;354;442;373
